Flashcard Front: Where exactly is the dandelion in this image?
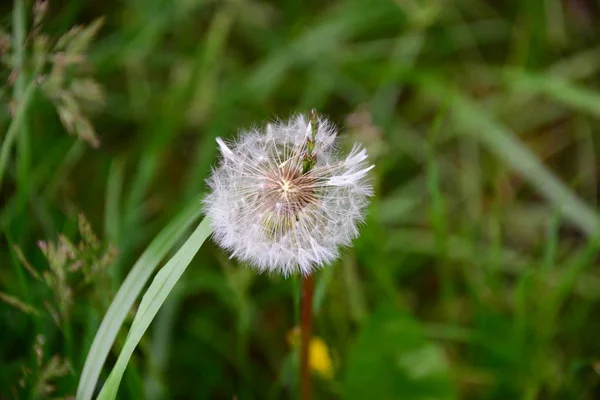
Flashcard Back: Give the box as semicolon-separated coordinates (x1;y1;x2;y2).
203;112;374;276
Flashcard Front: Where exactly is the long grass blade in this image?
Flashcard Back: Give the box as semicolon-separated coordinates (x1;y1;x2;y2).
419;79;600;237
502;68;600;118
97;217;212;400
0;80;37;189
76;200;204;400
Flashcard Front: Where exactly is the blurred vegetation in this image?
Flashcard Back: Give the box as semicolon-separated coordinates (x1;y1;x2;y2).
1;0;600;398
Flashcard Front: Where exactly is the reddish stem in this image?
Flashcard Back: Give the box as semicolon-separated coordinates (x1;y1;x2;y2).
300;274;314;400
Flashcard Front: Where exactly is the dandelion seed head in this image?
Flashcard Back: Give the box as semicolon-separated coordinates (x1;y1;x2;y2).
204;114;374;276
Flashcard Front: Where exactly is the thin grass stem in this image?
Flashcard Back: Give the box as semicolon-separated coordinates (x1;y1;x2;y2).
0;79;37;189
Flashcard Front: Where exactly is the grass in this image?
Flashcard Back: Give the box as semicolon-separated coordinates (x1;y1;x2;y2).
77;197;205;400
1;0;600;399
96;217;212;400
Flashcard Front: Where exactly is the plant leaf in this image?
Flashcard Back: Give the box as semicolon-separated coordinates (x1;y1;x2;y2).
76;200;204;400
344;307;456;400
419;78;600;237
97;217;212;400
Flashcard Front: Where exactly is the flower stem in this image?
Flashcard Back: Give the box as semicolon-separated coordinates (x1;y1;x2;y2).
300;109;318;398
0;79;37;189
300;274;314;400
13;0;32;212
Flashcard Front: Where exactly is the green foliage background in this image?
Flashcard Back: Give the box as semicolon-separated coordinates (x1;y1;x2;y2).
1;0;600;398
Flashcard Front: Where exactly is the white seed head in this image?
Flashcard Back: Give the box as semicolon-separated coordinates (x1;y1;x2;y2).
203;114;374;276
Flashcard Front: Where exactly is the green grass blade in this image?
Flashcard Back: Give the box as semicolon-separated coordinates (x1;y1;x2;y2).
76;200;205;400
420;79;600;237
0;80;37;189
541;208;562;272
13;0;30;197
97;217;212;400
426;101;451;305
455;94;599;236
502;68;600;117
313;265;334;315
104;158;125;244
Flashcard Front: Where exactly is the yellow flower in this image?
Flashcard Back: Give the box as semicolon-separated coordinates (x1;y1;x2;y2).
287;327;334;379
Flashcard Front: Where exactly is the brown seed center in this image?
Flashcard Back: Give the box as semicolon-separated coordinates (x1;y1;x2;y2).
262;166;316;221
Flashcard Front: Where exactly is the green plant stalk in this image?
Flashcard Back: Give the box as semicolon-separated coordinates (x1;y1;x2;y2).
0;80;37;189
426;102;451;309
97;217;212;400
293;275;300;326
4;236;43;338
13;0;31;212
63;313;75;387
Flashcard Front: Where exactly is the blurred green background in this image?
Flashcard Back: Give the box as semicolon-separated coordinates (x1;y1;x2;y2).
2;0;600;398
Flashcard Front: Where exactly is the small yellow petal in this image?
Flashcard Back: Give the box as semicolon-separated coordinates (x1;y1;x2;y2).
310;338;334;379
287;327;334;379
